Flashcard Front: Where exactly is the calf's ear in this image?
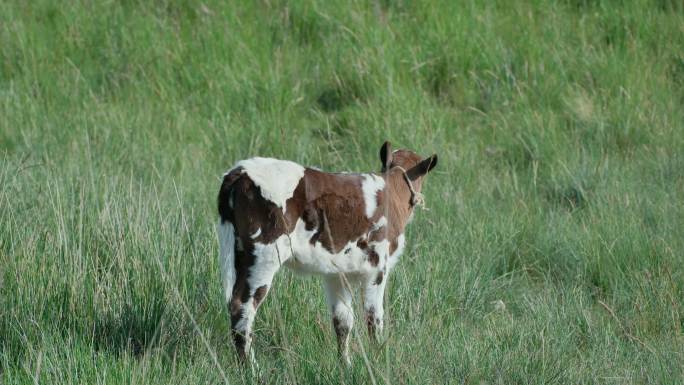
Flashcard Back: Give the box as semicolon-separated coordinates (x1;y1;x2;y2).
406;154;438;181
380;141;392;172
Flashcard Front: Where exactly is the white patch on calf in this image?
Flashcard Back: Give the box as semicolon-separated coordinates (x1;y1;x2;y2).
370;239;390;256
227;157;305;213
284;219;388;274
250;228;262;239
361;174;385;218
248;238;289;292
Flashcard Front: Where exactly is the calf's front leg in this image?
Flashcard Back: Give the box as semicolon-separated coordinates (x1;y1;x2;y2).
324;275;354;366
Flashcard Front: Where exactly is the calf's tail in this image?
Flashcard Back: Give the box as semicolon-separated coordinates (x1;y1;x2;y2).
217;168;243;304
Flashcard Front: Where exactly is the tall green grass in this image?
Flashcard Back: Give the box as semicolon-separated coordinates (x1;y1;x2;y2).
1;0;683;383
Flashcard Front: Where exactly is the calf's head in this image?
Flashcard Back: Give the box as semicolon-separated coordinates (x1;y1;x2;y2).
379;141;438;195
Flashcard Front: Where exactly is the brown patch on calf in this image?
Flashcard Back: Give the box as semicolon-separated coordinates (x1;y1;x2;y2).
302;206;319;232
288;169;372;253
365;307;376;328
374;270;384;285
229;298;243;325
307;208;329;247
384;170;414;233
389;238;399;256
230;248;253;307
365;307;380;341
367;249;380;266
332;316;350;351
253;285;268;307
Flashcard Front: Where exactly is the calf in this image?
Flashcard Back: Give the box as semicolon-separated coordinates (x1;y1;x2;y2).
217;141;437;365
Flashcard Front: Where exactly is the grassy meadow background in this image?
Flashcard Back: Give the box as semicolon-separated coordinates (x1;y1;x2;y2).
2;0;684;383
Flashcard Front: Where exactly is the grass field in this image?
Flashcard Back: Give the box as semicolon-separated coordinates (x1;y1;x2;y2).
2;0;684;383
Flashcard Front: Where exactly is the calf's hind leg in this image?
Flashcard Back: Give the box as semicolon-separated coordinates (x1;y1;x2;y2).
229;247;280;362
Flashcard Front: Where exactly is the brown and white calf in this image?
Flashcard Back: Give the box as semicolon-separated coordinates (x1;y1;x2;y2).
217;142;437;364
